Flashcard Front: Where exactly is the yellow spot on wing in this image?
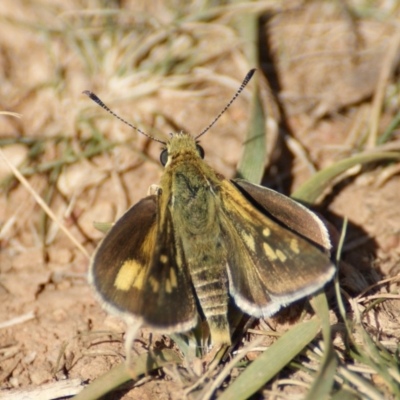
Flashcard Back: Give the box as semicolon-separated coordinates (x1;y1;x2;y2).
263;227;271;237
160;254;168;263
170;268;178;288
149;276;160;292
140;224;156;257
241;231;256;252
263;243;277;261
276;249;287;262
290;239;300;254
114;259;144;291
165;268;178;294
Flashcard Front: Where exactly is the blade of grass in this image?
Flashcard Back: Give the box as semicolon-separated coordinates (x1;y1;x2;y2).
218;318;321;400
350;325;400;398
367;31;400;148
306;219;350;399
0;148;89;258
330;388;361;400
377;108;400;144
306;290;337;400
334;219;349;330
333;219;395;399
73;349;181;400
199;337;264;400
292;151;400;204
234;12;266;184
236;84;266;183
337;365;383;400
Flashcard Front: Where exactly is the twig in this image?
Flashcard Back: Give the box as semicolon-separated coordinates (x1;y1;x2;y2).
0;149;89;258
0;311;35;330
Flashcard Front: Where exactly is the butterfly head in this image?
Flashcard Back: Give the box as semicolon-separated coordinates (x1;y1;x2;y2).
160;132;205;167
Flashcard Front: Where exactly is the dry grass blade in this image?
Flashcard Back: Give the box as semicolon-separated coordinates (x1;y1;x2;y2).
367;30;400;148
199;337;264;400
0;111;22;118
0;149;89;258
333;220;400;399
0;379;83;400
0;311;35;330
336;366;383;400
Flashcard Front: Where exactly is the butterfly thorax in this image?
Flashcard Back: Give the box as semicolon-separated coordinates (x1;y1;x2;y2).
161;133;222;234
159;133;232;345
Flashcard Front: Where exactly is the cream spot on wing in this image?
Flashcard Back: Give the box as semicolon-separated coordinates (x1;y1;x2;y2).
165;279;172;293
290;239;300;254
132;268;146;290
276;249;287;262
242;230;256;252
149;276;160;292
160;254;168;264
114;260;142;291
170;268;178;288
263;243;277;261
263;227;271;237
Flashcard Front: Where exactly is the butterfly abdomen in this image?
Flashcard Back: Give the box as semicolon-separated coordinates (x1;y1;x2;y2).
187;240;231;346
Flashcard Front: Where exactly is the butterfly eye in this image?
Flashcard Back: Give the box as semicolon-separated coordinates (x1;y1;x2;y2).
160;149;169;166
196;145;205;159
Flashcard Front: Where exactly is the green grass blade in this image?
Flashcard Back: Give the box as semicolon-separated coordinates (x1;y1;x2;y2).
306;290;337;400
234;8;266;184
219;318;320;400
331;388;361;400
236;86;266;183
73;349;181;400
292;151;400;204
377;108;400;144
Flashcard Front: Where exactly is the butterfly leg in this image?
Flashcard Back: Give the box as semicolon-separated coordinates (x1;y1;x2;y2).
123;319;143;379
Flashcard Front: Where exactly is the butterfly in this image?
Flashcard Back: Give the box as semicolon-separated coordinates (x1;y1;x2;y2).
86;69;335;349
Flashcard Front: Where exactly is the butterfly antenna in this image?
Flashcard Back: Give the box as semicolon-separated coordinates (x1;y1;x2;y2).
195;69;256;140
83;90;166;144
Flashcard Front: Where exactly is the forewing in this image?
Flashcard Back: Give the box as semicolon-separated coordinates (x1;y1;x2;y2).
232;179;331;252
141;200;198;331
89;195;197;332
219;180;335;318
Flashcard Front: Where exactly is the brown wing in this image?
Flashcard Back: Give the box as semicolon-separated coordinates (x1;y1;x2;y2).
218;180;335;318
232;179;331;252
89;195;198;333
